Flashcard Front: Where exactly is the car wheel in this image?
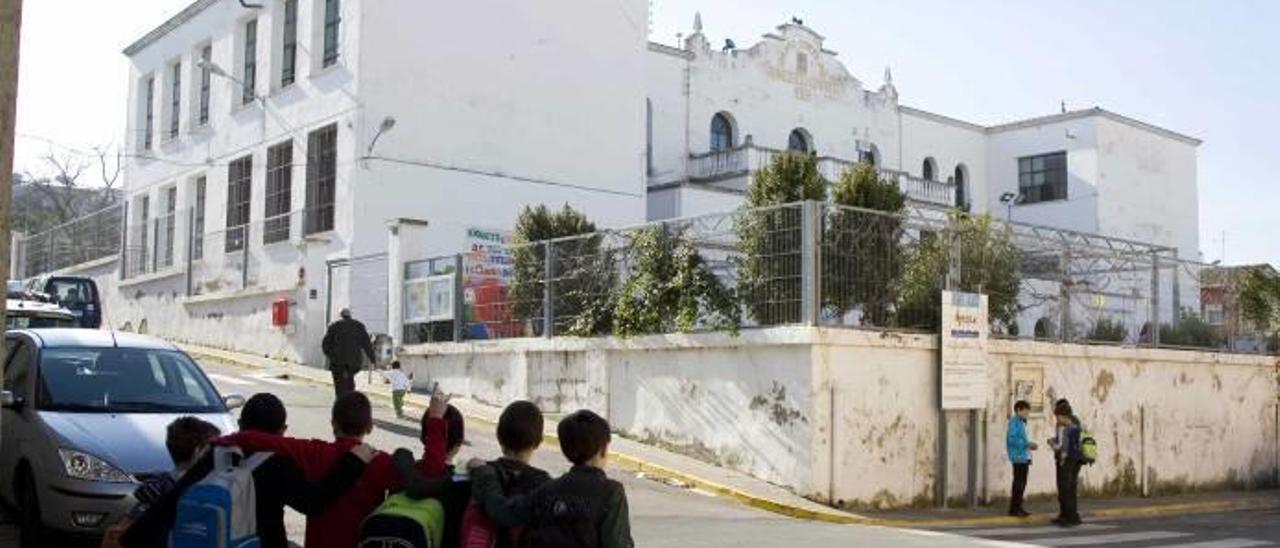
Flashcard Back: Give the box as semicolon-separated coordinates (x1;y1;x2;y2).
17;470;45;548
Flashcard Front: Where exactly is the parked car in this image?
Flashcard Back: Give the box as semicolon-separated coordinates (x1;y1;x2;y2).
5;298;79;329
0;329;242;545
23;276;102;329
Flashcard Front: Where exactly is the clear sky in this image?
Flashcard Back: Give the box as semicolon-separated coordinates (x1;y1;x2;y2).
13;0;1279;265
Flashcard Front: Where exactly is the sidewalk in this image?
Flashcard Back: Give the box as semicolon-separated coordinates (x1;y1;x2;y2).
181;342;1280;529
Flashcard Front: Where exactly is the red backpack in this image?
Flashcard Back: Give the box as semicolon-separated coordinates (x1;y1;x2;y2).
459;465;523;548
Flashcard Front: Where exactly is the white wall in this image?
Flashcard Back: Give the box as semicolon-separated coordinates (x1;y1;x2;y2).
987;117;1101;232
899;109;989;212
645;45;691;187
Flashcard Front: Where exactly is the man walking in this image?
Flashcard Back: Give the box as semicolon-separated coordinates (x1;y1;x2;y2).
322;308;375;398
1006;400;1038;517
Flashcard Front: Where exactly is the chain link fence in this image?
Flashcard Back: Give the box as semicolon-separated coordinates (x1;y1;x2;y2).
14;203;123;279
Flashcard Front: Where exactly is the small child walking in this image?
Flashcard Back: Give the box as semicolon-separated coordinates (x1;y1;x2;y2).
382;360;414;418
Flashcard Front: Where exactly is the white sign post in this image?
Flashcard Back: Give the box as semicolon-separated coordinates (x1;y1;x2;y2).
940;290;989;410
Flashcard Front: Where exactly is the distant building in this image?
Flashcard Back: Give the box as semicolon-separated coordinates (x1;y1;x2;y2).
1201;264;1278;352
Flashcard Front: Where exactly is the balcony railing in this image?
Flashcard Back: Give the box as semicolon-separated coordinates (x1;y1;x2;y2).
686;144;956;207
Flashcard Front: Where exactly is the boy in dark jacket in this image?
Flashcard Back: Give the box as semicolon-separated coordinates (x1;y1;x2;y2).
1048;399;1083;527
460;400;553;547
122;393;375;548
471;409;634;548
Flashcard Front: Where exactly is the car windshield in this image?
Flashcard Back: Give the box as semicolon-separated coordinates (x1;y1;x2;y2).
7;314;78;329
37;347;225;413
48;279;92;306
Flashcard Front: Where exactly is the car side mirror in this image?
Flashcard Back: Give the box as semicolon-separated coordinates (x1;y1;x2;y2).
223;393;246;411
0;390;24;411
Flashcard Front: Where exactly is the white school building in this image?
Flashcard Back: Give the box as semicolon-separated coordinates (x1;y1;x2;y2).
103;0;1200;366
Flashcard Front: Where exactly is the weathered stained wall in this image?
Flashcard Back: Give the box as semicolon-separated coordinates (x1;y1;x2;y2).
400;327;1279;510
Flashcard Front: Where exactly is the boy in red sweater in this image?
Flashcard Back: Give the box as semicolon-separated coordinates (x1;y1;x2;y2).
217;387;452;548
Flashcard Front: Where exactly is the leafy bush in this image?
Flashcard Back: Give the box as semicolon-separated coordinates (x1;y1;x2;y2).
509;205;613;336
1087;317;1128;342
897;212;1020;331
823;163;906;325
735;153;827;325
611;226;740;337
1239;267;1280;339
1159;312;1220;349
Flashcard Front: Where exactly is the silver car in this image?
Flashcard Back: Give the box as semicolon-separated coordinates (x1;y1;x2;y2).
0;329;242;545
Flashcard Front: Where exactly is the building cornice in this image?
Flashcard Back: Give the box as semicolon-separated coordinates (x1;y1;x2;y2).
899;105;986;133
988;107;1202;146
123;0;219;56
647;41;693;60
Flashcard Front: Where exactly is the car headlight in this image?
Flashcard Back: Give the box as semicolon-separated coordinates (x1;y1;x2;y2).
58;449;133;483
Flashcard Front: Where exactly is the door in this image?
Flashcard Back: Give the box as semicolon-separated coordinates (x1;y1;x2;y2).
0;338;35;504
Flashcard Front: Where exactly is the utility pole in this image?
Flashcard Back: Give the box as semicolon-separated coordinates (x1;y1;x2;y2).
1;0;25;354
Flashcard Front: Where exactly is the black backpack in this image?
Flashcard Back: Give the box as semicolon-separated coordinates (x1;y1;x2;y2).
520;472;620;548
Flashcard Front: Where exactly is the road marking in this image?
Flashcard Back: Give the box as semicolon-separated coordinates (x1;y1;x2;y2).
1024;531;1192;546
247;373;292;386
958;524;1114;537
206;373;254;386
1148;540;1273;548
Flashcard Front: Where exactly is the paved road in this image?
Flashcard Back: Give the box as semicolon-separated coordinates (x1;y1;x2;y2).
198;359;998;547
938;509;1280;547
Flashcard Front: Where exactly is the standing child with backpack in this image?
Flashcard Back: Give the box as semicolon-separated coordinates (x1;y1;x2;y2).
470;409;634;548
1006;400;1038;517
1048;399;1084;527
459;400;552;548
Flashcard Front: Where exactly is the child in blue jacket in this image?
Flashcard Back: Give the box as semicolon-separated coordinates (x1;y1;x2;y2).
1006;400;1038;517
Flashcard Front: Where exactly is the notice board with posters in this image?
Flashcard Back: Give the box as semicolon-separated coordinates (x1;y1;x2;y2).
941;290;990;410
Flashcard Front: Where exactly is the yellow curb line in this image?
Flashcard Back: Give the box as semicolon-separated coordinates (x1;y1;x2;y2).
186;346;1280;528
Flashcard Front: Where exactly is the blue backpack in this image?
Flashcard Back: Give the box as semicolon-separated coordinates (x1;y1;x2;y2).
170;447;272;548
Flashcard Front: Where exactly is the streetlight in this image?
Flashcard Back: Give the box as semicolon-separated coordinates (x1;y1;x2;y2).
366;116;397;157
999;191;1023;224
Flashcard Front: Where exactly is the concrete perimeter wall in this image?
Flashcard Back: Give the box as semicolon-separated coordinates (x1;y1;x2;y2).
400;327;1279;510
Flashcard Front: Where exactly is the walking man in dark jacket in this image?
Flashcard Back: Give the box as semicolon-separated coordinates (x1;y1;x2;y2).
322;308;375;398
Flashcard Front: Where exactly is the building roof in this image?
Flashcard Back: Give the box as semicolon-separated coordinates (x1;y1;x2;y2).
123;0;219;56
900;105;1201;146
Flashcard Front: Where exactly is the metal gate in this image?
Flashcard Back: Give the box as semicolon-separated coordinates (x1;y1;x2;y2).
325;253;389;335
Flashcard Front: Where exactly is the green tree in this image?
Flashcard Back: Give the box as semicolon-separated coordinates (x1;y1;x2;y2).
1086;316;1128;342
1159;312;1219;349
735;152;827;325
897;212;1021;330
823;163;906;325
509;204;613;336
611;226;740;337
1237;267;1280;351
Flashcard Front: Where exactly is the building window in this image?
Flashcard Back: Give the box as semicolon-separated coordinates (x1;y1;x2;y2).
305;124;337;234
281;0;298;86
788;128;811;153
322;0;341;68
1205;303;1225;326
796;53;808;75
138;195;151;273
198;45;211;125
1018;151;1067;204
954;164;969;209
645;99;653;176
710;112;736;152
242;18;258;105
192;176;206;260
226;155;253;252
859;144;878;167
169;62;182;138
160;186;177;268
264;140;293;244
142;76;155;150
922;157;936;181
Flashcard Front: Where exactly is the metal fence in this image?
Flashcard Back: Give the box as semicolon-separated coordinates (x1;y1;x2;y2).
14;203;124;279
405;201;1275;355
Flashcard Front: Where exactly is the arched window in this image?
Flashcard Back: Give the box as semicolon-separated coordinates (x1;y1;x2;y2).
922;157;937;181
1034;318;1056;339
710;112;736;152
954;164;969;209
859;144;879;167
788;128;812;153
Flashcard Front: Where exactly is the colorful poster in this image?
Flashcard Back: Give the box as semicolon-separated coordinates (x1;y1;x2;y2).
940;290;990;410
463;228;522;338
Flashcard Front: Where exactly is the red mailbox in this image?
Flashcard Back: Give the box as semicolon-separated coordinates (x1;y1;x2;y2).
271;298;289;327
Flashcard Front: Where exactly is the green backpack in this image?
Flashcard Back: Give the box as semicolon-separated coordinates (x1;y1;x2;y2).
1079;427;1099;465
359;493;445;548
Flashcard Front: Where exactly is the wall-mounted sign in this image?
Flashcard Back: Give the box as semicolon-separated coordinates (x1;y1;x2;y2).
941;290;989;410
404;274;455;324
1010;363;1045;413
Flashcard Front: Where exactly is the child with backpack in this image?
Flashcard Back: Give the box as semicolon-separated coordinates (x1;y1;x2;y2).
121;393;377;548
1005;400;1038;517
1048;399;1084;527
101;417;221;548
458;400;553;548
470;409;634;548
